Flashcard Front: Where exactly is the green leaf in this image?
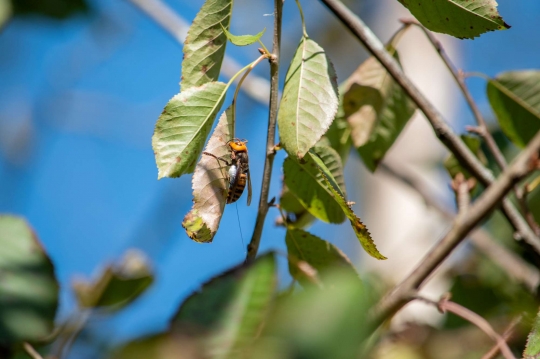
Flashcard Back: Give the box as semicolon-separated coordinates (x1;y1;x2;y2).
344;50;416;172
283;146;346;223
182;107;234;242
325;83;352;163
278;37;339;159
221;24;266;46
444;134;486;179
254;268;379;359
12;0;88;19
315;169;386;260
0;216;58;346
73;250;153;310
171;253;277;359
525;308;540;359
397;0;510;39
280;185;317;229
286;228;358;285
181;0;233;90
153;82;227;179
487;71;540;148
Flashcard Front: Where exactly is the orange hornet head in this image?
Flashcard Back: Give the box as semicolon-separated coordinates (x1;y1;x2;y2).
228;138;248;152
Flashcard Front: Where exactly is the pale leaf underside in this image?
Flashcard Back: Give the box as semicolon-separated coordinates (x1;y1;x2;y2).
181;0;233;90
152;82;227;179
278;37;339;159
182;107;233;243
398;0;510;39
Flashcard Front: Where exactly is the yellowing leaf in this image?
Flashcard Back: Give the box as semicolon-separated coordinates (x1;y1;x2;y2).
182;107;233;242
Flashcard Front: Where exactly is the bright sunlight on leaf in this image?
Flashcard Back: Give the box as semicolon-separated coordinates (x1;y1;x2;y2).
182;107;234;243
181;0;233;90
278;37;339;159
487;71;540;148
0;216;58;346
397;0;510;39
221;24;266;46
153;81;227;179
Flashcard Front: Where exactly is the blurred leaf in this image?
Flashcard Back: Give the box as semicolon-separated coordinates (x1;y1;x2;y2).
0;1;12;29
153;82;227;179
283;146;346;223
525;308;540;359
73;250;153;310
11;0;88;19
277;36;339;159
286;228;358;286
280;185;317;229
316;168;386;260
487;71;540;148
171;253;277;358
181;0;232;90
221;24;266;46
344;48;416;172
0;216;58;346
182;107;233;242
444;134;486;179
112;333;202;359
254;268;378;359
397;0;509;39
324;102;352;163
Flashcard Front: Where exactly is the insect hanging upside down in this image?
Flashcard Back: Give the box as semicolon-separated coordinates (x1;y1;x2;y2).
203;138;252;206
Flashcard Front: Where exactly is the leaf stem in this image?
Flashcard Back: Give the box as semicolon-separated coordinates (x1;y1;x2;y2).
295;0;308;38
232;54;267;133
319;0;540;253
246;0;283;262
258;39;270;55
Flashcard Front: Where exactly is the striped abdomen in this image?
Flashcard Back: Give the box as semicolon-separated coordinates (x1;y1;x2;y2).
227;172;247;204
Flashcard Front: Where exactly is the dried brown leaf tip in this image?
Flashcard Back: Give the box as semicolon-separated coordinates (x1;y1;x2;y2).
182;108;234;243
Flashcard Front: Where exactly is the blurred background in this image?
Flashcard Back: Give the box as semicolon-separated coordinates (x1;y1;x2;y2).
1;0;539;357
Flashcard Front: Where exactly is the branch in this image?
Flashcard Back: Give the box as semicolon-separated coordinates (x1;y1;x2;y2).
380;163;540;293
415;295;516;359
246;0;283;262
318;0;540;254
481;316;522;359
377;130;540;320
126;0;270;105
23;343;43;359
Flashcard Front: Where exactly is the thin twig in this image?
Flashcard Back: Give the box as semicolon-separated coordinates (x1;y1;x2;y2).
376;130;540;320
401;19;508;171
415;296;516;359
23;342;43;359
126;0;270;104
318;0;540;254
246;0;283;262
404;19;540;235
481;316;522;359
380;163;540;294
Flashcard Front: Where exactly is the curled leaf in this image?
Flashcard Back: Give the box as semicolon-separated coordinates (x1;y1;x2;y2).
181;0;233;90
283;146;346;223
73;250;153;310
221;24;266;46
152;81;227;179
344;48;416;172
182;107;233;243
312;162;386;260
278;36;339;159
